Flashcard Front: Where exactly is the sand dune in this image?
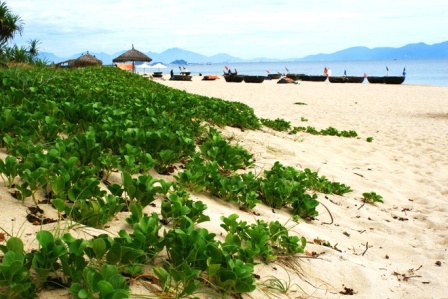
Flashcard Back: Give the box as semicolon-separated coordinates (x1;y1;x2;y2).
159;76;448;298
1;74;447;298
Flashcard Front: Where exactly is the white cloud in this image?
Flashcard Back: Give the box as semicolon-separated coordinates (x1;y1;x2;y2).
7;0;448;59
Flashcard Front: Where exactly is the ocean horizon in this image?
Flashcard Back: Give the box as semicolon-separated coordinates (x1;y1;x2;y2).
137;59;448;87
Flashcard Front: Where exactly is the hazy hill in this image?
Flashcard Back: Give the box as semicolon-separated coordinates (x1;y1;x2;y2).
41;41;448;65
300;41;448;61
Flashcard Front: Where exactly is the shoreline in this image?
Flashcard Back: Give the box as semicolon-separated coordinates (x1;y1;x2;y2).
137;57;448;87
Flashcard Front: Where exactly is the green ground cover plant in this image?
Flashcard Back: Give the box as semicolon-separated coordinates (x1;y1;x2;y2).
362;192;384;204
220;214;306;263
260;117;291;132
199;127;255;172
0;66;365;297
261;162;320;218
0;156;19;188
0;237;35;299
290;125;358;138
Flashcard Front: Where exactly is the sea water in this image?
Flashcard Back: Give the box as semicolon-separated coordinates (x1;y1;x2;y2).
158;59;447;87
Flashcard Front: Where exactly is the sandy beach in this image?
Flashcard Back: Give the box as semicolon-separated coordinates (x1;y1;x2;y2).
158;75;448;298
1;74;447;298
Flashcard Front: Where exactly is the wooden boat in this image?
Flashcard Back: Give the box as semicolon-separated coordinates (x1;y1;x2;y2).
286;73;306;80
345;76;365;83
367;76;405;84
170;74;192;81
328;76;365;83
223;74;245;82
267;73;282;80
277;77;296;84
202;75;219;81
302;75;327;82
384;76;405;84
286;74;327;81
328;76;346;83
243;75;265;83
367;76;384;84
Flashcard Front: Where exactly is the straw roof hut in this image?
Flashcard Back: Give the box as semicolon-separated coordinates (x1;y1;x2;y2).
113;45;152;71
72;51;102;68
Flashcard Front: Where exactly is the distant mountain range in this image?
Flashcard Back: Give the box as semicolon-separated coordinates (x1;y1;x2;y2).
301;41;448;61
39;41;448;65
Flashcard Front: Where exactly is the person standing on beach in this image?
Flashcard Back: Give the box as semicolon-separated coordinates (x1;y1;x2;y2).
170;69;174;79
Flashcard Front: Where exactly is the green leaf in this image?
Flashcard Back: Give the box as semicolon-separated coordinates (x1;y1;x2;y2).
78;288;89;299
90;238;107;260
97;280;114;296
83;267;102;293
153;266;168;284
51;198;67;212
6;237;24;254
107;273;128;290
36;230;54;249
106;242;122;265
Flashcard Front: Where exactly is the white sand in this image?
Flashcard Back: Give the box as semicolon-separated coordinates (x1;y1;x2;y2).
158;75;448;298
1;74;447;298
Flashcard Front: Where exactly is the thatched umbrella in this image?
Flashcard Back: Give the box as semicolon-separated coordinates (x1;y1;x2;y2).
113;44;152;72
73;51;102;67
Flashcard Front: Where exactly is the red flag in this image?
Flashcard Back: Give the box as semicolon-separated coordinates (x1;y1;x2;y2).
324;67;328;75
225;66;229;70
266;70;270;74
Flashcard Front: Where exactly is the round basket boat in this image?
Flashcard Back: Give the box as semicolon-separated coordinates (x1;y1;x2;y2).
243;75;265;83
224;75;245;82
345;76;365;83
267;73;282;80
170;74;192;81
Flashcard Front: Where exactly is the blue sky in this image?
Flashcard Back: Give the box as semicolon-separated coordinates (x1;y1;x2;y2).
8;0;448;59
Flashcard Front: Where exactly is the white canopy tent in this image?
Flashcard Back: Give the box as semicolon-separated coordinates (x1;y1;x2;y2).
135;63;153;72
136;62;167;72
148;63;167;71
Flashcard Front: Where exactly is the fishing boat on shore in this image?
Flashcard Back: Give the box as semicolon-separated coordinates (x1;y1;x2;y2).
302;75;328;82
277;77;297;84
267;73;282;80
286;74;327;82
328;76;346;83
170;74;192;81
202;75;219;81
223;74;245;82
366;76;384;84
328;76;365;83
384;76;406;84
367;76;405;84
243;75;265;83
346;76;365;83
286;73;306;80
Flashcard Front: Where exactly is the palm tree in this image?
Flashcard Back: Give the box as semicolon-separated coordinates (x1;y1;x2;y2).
0;2;44;64
28;39;41;57
0;1;24;45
